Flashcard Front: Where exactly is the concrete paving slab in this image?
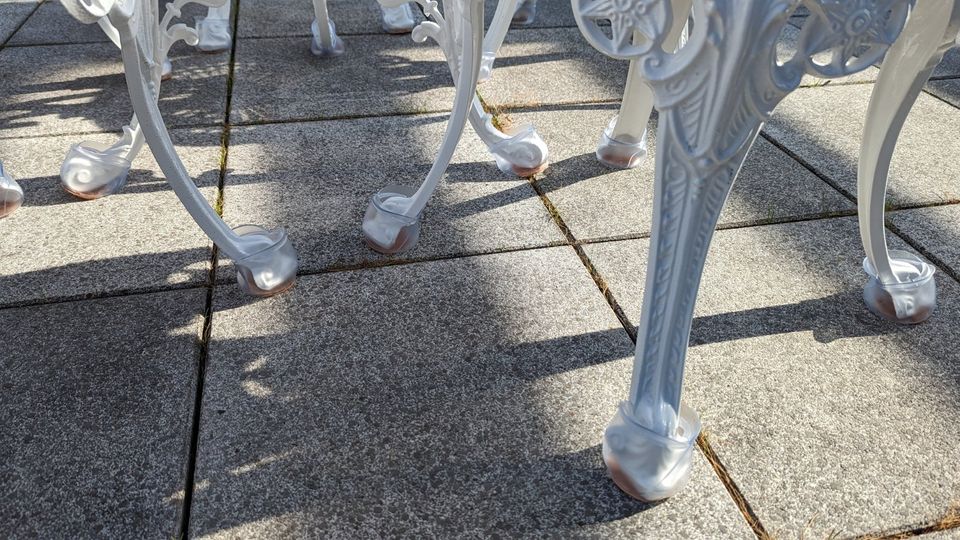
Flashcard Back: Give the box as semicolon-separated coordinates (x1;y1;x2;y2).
0;41;228;138
0;0;36;43
477;27;628;109
219;113;564;275
229;34;455;123
764;84;960;207
237;0;423;38
0;128;221;306
9;0;211;45
510;106;852;241
0;288;204;537
190;246;753;538
888;204;960;279
582;217;960;538
925;79;960;109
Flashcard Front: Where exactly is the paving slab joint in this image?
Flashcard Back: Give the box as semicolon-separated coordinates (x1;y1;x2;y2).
697;433;771;540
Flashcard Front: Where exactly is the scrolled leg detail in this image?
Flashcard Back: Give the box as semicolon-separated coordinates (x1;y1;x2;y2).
363;0;485;254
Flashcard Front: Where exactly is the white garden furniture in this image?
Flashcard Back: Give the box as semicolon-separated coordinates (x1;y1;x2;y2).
365;0;959;502
0;161;24;219
60;0;298;297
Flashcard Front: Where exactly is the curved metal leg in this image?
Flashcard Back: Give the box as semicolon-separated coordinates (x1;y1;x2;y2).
597;11;689;169
93;0;297;296
196;2;232;52
310;0;344;56
858;1;960;324
363;0;484;254
468;98;548;176
0;161;24;219
574;0;909;500
477;0;520;82
380;2;416;34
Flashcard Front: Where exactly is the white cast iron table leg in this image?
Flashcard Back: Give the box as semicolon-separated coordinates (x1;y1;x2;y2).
574;0;911;500
857;1;960;324
381;2;417;33
196;1;233;52
311;0;345;56
363;0;485;254
596;9;689;169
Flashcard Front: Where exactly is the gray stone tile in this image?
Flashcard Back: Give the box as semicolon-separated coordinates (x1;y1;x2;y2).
583;217;960;537
219;114;564;274
888;204;960;278
478;27;628;108
9;0;212;45
0;0;37;43
764;84;960;207
237;0;424;38
0;288;204;536
235;0;573;39
230;34;456;123
511;106;852;241
0;41;228;138
932;48;960;79
925;79;960;109
191;247;753;538
483;0;577;29
0;128;221;306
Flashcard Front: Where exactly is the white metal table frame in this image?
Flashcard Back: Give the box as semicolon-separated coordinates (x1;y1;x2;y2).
367;0;960;501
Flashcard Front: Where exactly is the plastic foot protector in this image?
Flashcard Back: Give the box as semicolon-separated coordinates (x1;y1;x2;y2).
863;250;936;324
310;19;345;57
489;125;549;177
381;3;415;34
362;184;422;254
602;401;700;502
195;16;231;52
0;162;24;219
60;141;133;199
596;115;647;169
233;225;298;297
161;59;172;81
512;0;536;25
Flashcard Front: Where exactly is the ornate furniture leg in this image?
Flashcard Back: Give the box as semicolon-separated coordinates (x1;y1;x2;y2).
363;0;485;254
575;0;910;500
0;161;24;219
596;11;688;169
858;1;960;324
381;2;417;34
61;0;298;296
310;0;345;56
59;1;223;199
196;2;232;52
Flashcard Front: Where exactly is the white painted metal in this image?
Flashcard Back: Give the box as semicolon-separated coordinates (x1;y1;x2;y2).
59;0;298;296
0;161;24;219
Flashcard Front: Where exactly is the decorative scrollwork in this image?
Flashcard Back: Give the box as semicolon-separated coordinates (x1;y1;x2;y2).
572;0;674;59
795;0;912;78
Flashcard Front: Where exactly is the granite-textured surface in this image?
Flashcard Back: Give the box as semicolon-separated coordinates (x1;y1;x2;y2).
478;27;628;109
219;113;564;274
513;106;853;241
191;247;753;538
0;0;36;43
229;34;455;123
0;289;204;537
764;84;960;207
583;217;960;538
0;41;228;138
888;204;960;278
0;128;221;306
